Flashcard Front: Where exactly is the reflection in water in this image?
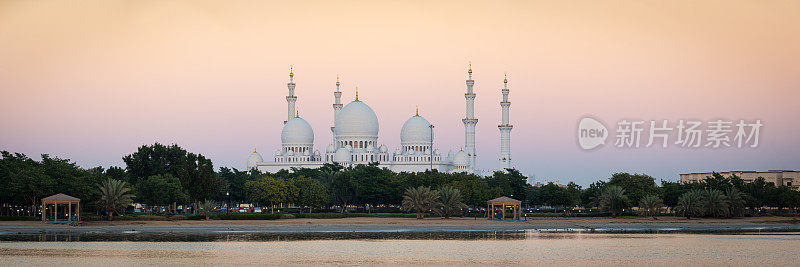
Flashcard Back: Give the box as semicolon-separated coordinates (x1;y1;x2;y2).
1;234;800;265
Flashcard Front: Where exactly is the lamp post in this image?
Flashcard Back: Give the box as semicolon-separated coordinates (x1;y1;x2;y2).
429;124;434;171
226;191;230;214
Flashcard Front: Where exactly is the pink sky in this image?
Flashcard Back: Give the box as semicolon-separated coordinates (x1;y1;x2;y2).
1;0;798;185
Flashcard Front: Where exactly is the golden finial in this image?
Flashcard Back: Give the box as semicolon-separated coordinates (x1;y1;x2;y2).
253;147;257;153
336;75;340;86
289;65;294;77
460;146;463;151
295;109;300;118
468;61;472;74
354;86;360;102
504;72;507;83
415;106;419;116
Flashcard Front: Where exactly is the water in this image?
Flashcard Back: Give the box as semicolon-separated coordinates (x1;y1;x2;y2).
1;233;799;266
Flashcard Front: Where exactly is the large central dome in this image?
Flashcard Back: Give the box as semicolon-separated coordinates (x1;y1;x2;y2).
334;101;379;137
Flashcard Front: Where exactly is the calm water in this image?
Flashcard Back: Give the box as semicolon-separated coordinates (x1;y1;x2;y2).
1;233;799;266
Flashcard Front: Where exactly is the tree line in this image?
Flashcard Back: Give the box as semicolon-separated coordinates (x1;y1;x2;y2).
2;143;800;219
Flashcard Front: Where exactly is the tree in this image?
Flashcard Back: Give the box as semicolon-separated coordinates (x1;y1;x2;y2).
218;167;257;204
135;174;189;214
402;186;439;219
322;166;355;212
293;176;329;213
96;178;134;221
606;173;658;207
675;190;703;219
638;195;663;219
701;189;730;218
123;143;225;213
597;185;630;217
436;186;467;219
725;187;747;217
489;169;529;201
350;164;394;208
245;176;293;213
199;199;217;220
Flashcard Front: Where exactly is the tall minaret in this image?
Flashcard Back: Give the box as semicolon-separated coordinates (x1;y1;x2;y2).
331;75;343;140
286;66;297;124
462;62;478;173
499;73;513;170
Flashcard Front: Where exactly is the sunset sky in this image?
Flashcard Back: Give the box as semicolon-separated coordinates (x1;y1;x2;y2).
1;0;798;185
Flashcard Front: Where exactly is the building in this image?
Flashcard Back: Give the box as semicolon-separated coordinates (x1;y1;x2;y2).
247;64;515;174
680;170;800;190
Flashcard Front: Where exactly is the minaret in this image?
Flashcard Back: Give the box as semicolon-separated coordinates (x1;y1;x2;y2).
286;66;297;124
331;75;343;140
462;62;478;173
499;73;513;170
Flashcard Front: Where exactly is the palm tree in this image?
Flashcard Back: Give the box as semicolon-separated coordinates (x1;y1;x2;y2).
436;186;467;219
402;186;440;219
638;195;663;220
675;190;702;219
199;199;218;220
702;189;730;218
725;187;747;217
96;178;134;221
597;185;630;218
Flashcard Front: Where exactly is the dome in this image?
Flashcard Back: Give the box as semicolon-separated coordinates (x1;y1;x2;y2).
453;150;469;166
334;101;379;138
326;144;336;153
247;150;263;168
400;115;432;145
379;145;388;153
334;147;351;163
281;117;314;145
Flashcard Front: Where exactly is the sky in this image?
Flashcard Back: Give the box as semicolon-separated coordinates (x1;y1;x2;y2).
1;0;799;186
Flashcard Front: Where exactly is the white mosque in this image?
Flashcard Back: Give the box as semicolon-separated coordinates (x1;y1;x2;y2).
247;64;514;175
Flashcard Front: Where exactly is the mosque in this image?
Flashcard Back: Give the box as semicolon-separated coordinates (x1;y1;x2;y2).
247;64;513;175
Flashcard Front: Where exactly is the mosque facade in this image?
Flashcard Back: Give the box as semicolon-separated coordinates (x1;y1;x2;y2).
247;64;513;175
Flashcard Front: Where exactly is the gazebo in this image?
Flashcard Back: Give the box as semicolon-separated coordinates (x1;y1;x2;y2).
41;193;81;223
487;196;521;220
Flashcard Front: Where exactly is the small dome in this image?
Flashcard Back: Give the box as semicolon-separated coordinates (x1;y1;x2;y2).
247;151;263;169
303;150;310;156
453;150;469;166
394;149;401;155
326;144;336;153
281;117;314;145
274;150;281;156
314;150;320;156
400;115;432;145
286;150;294;156
366;145;375;152
335;101;379;138
345;145;353;151
334;147;351;163
424;149;431;155
379;145;388;153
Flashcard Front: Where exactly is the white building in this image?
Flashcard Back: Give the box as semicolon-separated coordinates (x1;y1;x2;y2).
248;65;514;174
